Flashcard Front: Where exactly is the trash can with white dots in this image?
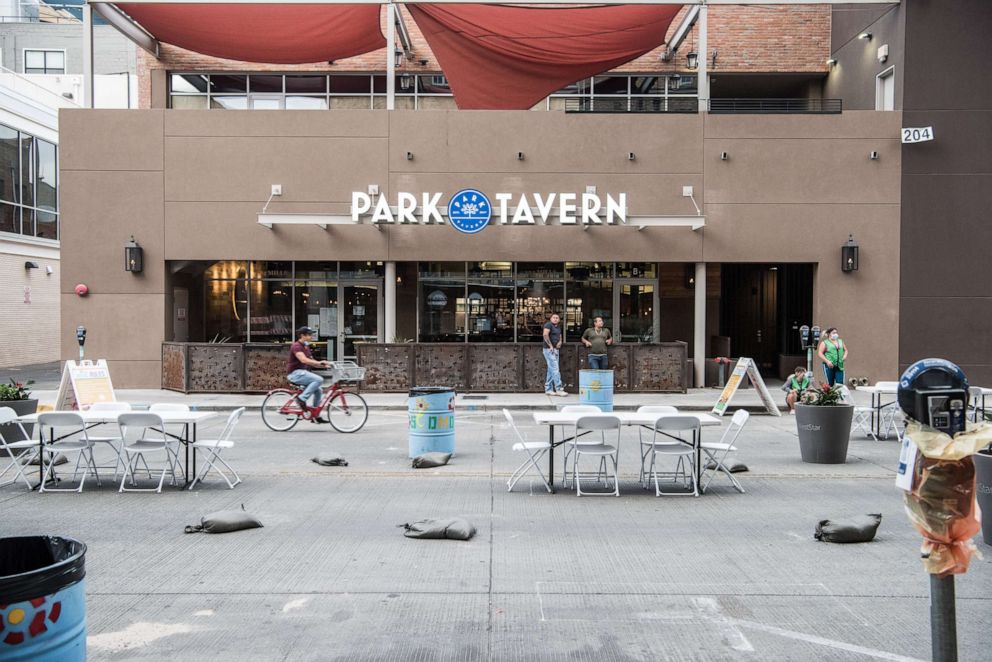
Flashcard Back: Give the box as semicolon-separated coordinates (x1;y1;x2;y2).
408;387;456;458
0;536;86;661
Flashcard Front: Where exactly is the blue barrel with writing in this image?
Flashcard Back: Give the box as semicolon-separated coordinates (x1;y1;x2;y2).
408;387;456;458
0;536;86;661
579;369;614;412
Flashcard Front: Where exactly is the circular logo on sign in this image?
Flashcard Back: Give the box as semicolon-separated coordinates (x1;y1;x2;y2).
427;290;448;309
447;189;492;234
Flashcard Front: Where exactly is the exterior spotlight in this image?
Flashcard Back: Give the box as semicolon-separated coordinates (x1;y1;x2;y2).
858;32;872;40
720;152;729;161
826;58;837;67
842;234;859;273
869;151;880;160
627;152;636;161
517;152;525;161
406;151;414;160
125;236;143;273
24;261;39;270
686;51;699;70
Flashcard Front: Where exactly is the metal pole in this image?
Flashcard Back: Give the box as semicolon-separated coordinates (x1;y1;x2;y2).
806;347;813;375
693;262;706;387
386;1;396;110
385;261;397;342
82;3;95;108
930;574;958;662
696;4;708;113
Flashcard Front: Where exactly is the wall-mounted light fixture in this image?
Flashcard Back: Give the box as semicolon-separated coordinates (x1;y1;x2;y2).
826;58;837;67
842;234;859;272
710;49;718;68
394;49;404;67
877;44;889;63
517;152;525;161
720;151;729;161
869;151;880;160
686;51;699;70
400;74;412;90
858;32;872;40
125;236;143;273
684;264;695;289
406;151;414;161
24;261;39;270
627;152;636;161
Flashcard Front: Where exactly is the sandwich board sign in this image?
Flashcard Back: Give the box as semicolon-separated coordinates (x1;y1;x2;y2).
55;360;116;411
711;357;781;417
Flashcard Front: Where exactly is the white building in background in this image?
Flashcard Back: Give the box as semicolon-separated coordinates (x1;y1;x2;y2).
0;1;137;367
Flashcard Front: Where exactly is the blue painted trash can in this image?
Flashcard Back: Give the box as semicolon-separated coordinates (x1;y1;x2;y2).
408;387;456;458
0;536;86;661
579;370;615;412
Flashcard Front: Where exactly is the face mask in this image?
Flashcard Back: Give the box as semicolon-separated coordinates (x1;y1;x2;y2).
302;340;311;347
830;333;839;340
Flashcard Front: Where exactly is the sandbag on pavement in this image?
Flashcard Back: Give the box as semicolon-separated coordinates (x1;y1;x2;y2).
185;506;263;534
412;452;451;468
814;514;882;543
400;518;476;540
705;460;748;473
311;452;349;466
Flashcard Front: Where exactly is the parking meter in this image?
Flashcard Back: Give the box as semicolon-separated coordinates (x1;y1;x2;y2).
898;358;968;436
76;325;86;361
811;326;821;346
799;325;813;373
799;325;810;349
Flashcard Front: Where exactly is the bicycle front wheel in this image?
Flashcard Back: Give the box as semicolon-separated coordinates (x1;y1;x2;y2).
261;389;301;432
326;390;369;433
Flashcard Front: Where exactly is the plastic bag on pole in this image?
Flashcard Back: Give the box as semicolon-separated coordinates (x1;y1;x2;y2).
902;421;992;576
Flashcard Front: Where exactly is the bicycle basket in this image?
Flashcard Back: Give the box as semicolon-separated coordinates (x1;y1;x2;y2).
331;361;366;383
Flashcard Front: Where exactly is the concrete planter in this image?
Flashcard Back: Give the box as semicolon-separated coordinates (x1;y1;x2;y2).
0;398;37;456
795;404;853;464
975;449;992;546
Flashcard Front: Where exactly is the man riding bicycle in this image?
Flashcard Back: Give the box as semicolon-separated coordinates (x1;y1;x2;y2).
287;326;331;423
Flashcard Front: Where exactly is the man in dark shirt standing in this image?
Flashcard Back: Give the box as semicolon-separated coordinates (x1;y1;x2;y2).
288;326;331;419
542;313;567;396
581;316;613;369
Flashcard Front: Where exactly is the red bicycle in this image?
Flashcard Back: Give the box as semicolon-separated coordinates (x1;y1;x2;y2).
261;362;368;433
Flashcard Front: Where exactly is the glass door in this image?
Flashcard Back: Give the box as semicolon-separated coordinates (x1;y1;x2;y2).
615;280;658;343
338;282;381;361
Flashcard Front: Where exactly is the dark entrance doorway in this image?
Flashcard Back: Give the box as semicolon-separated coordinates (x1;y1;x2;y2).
720;264;813;373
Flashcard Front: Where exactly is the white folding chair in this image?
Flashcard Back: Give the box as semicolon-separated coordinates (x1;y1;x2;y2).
149;403;191;479
636;405;679;485
571;415;622;497
880;403;904;441
968;386;984;423
700;409;749;494
0;407;39;490
559;405;602;485
188;407;245;490
37;412;100;493
852;406;877;440
86;402;132;479
118;412;180;493
646;416;700;497
503;409;552;494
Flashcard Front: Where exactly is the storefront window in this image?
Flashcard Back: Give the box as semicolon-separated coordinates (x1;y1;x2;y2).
251;261;292;280
295;279;337;360
565;262;614;338
419;262;465;342
249;279;293;343
618;283;656;343
516;262;565;343
0;125;18;206
339;261;383;280
204;278;249;343
467;262;514;342
616;262;657;278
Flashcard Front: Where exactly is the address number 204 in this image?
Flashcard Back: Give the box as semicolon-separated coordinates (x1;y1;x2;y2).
901;126;934;143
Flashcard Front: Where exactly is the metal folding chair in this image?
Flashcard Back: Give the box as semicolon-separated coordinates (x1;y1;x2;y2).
0;407;39;490
559;405;602;486
118;413;180;493
37;412;100;493
188;407;245;490
700;409;748;493
86;401;132;480
646;416;700;497
571;415;622;497
968;386;985;423
503;409;552;493
852;406;877;440
635;405;679;485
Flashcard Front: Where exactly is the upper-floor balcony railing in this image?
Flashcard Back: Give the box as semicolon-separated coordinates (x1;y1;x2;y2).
709;98;842;114
564;97;698;114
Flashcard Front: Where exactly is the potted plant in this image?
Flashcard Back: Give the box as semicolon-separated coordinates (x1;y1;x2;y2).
795;382;854;464
0;379;37;451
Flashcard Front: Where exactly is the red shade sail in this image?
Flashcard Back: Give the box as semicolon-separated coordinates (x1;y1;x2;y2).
408;4;681;110
116;3;385;64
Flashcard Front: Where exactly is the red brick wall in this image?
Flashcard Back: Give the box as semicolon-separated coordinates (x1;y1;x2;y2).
136;4;830;109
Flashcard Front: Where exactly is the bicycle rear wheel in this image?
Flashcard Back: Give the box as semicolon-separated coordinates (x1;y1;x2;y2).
261;389;302;432
326;390;368;433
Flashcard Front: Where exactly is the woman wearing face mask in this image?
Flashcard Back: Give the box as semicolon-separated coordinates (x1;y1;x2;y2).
817;327;848;387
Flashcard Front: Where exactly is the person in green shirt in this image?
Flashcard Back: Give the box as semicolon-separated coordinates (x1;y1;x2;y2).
784;366;811;414
581;316;613;369
817;327;848;387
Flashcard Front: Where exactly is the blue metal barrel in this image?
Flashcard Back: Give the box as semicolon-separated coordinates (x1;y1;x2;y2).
408;387;456;458
579;370;614;412
0;536;86;661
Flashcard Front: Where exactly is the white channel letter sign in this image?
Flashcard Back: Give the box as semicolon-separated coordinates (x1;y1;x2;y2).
350;191;627;227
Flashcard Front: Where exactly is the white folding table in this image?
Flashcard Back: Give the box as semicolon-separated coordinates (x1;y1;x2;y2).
531;410;720;493
855;384;897;438
18;410;218;489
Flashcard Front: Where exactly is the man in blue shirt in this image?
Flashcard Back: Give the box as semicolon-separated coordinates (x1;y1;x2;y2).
542;313;566;396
